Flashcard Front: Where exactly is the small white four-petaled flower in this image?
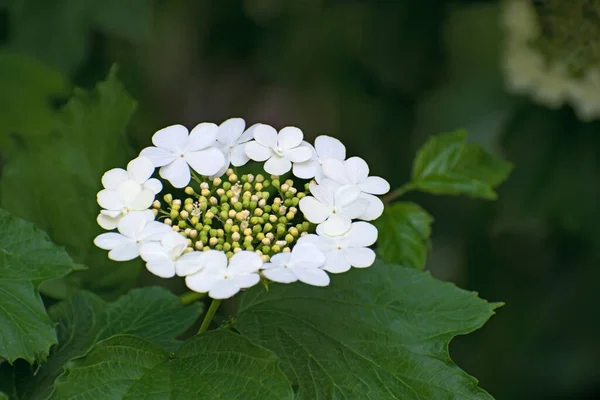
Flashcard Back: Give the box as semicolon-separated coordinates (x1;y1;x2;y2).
212;118;256;178
261;243;329;287
292;135;346;181
139;231;207;278
96;178;156;230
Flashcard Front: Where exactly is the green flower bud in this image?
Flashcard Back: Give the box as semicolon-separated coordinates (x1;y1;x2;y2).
228;173;238;183
263;205;272;213
285;191;294;198
249;201;257;210
180;210;189;219
262;180;271;188
184;186;195;195
242;200;250;210
220;195;229;204
152;200;161;209
278;216;288;224
184;204;193;213
296;192;305;199
263;223;273;233
163;194;173;203
253;225;262;234
245;244;254;251
231;241;240;249
254;182;263;191
200;234;209;243
276;224;286;236
233;202;243;212
271;244;281;253
256;233;265;241
284;198;293;207
242;182;251;191
271;179;280;189
219;210;228;220
222;181;231;190
302;221;310;231
243;228;253;237
289;227;299;237
262;245;271;254
254;208;263;217
291;197;300;206
223;242;231;251
178;221;187;229
215;244;223;251
255;174;265;183
213;177;222;186
203;217;213;225
286;212;294;220
231;225;240;233
203;225;211;232
164;218;172;226
210;229;218;238
172;225;180;232
272;204;280;213
170;209;179;219
285;234;294;243
195;223;203;231
226;251;234;259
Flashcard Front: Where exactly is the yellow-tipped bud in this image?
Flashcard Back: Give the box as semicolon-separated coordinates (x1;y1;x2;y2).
152;209;158;216
233;247;242;253
152;200;161;209
271;244;281;253
261;255;270;262
209;237;218;246
280;183;289;192
289;227;299;237
172;225;180;232
195;241;203;250
172;199;182;207
184;186;194;195
170;209;179;219
180;210;189;219
262;237;271;246
282;247;291;252
228;173;238;183
231;232;241;242
213;177;222;186
164;218;172;226
285;234;294;243
163;193;173;203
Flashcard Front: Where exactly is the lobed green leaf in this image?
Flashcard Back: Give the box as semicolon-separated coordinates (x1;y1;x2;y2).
411;129;513;199
375;201;434;269
51;332;294;400
237;261;500;400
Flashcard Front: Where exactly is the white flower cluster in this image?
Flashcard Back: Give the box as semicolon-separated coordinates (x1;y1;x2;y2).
94;118;390;299
502;0;600;121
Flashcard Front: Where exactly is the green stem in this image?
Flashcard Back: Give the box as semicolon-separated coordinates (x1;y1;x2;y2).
179;291;207;305
383;182;415;204
197;299;222;334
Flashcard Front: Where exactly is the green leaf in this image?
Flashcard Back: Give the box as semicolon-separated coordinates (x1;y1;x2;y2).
19;287;202;400
0;392;8;400
6;0;153;74
52;332;294;400
376;202;434;269
0;51;68;152
237;261;500;399
411;130;513;199
1;67;140;298
0;208;79;364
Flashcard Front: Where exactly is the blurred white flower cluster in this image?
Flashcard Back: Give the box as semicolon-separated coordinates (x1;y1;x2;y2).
502;0;600;121
94;118;389;299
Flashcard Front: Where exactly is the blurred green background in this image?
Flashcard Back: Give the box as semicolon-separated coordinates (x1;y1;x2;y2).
0;0;598;398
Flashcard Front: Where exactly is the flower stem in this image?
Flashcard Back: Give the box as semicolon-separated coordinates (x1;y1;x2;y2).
180;291;207;305
197;299;222;334
383;183;415;204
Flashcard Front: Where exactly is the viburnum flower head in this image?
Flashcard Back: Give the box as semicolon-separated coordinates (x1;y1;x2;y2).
94;212;171;261
298;221;377;273
140;123;226;188
185;251;263;299
245;124;312;175
94;117;390;300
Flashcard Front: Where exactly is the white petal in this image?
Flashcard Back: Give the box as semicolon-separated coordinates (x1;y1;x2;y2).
296;233;326;250
146;260;176;278
159;158;191;188
209;280;241;299
239;123;259;143
344;247;376;268
344;157;370;184
358;193;384;221
201;250;229;272
127;156;155;184
142;209;156;221
253;124;278;149
334;185;361;208
228;251;263;274
129;189;155;210
315;135;346;160
140;221;171;241
101;168;128;189
293;159;320;179
340;197;369;219
299;197;331;224
229;273;260;289
293;268;330;287
230;143;250;166
262;267;298;283
161;231;187;249
346;222;378;247
185;270;220;293
290;243;325;268
139;242;169;262
358;176;390;195
309;181;336;206
108;243;140;261
245;141;273;162
188;122;218;151
175;251;207;276
143;178;163;194
265;253;291;268
217;118;245;145
264;155;292;175
101;209;123;218
94;232;130;250
321;215;352;236
117;212;147;239
97;189;123;210
152;125;189;151
322;250;352;273
284;146;312;163
97;213;120;230
140;147;175;167
186;147;226;176
322;158;350;185
117;180;143;206
277;126;303;150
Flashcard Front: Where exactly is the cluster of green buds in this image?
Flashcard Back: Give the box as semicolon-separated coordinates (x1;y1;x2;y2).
152;169;314;261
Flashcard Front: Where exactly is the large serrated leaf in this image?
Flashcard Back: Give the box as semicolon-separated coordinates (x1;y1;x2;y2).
237;261;500;399
411;130;513;199
376;201;434;269
1;67;141;298
0;208;79;364
51;332;294;400
18;287;202;400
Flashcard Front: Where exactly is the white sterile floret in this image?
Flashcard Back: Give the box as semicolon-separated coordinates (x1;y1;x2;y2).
212;118;256;177
322;156;390;221
97;179;156;230
261;243;329;286
299;179;369;236
101;156;162;194
293;135;346;181
139;231;205;278
245;124;312;175
94;212;171;262
298;221;377;273
140;123;226;188
185;250;263;299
